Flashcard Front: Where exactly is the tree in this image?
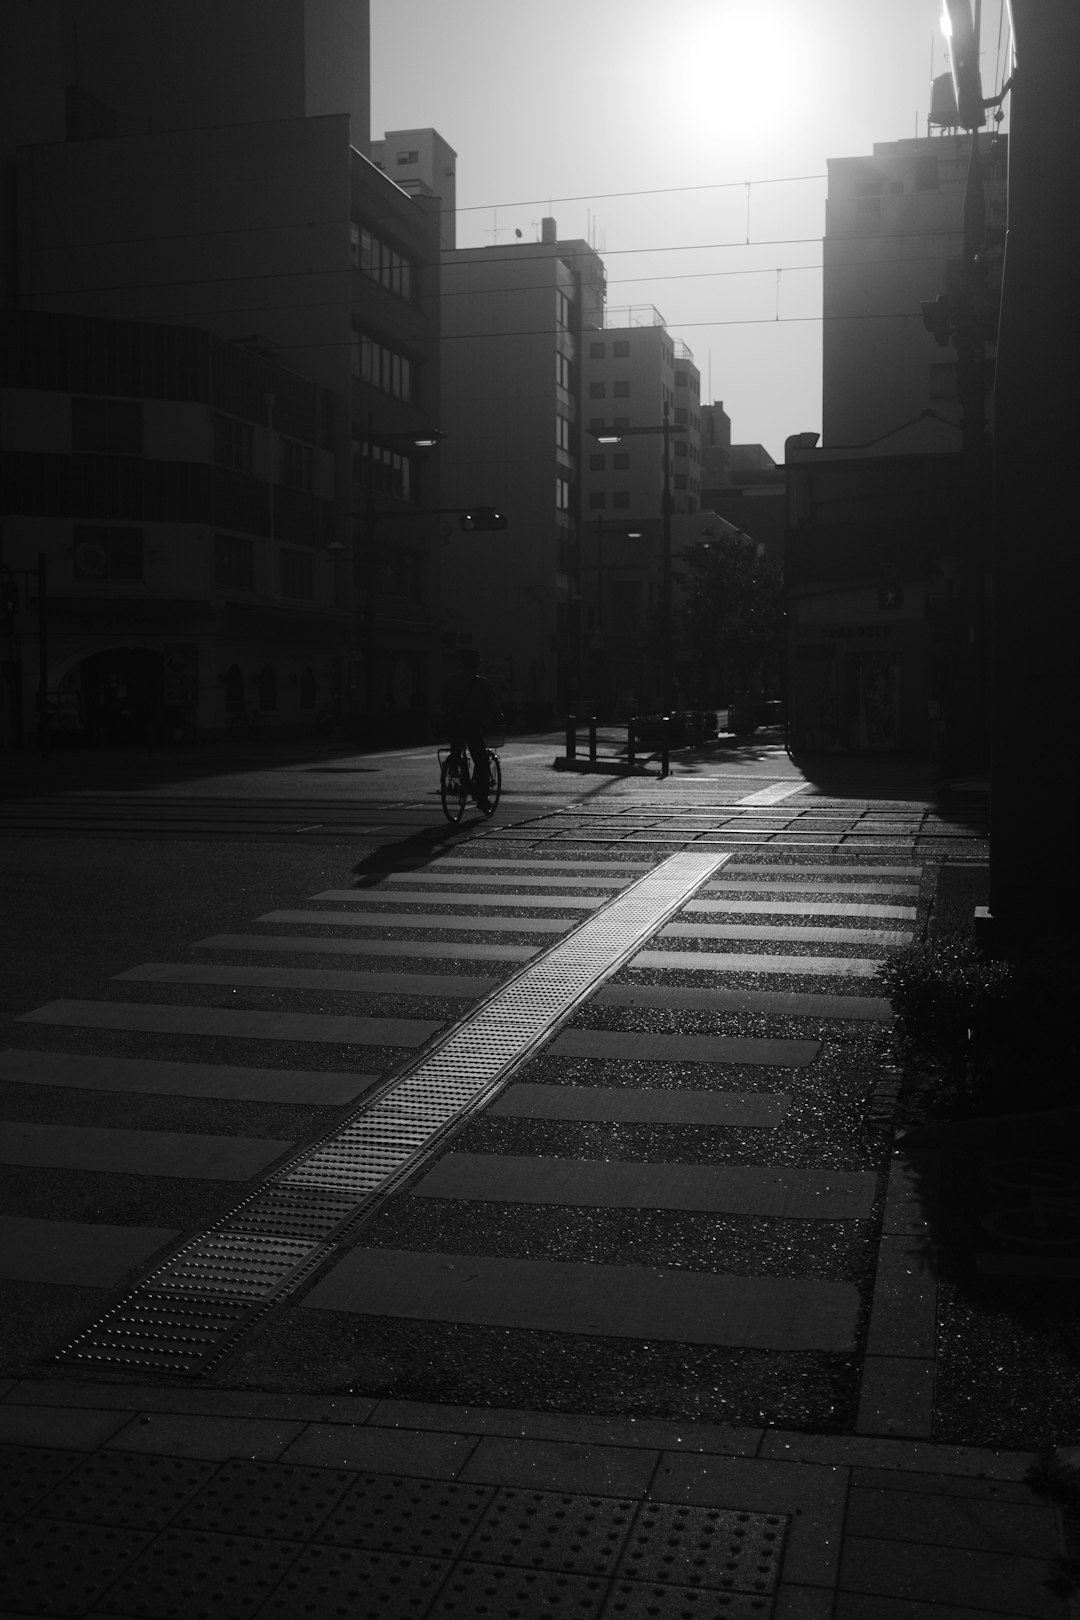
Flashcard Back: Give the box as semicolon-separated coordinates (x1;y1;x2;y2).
675;535;783;700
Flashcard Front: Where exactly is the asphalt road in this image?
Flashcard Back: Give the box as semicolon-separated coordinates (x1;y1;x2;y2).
1;732;998;1432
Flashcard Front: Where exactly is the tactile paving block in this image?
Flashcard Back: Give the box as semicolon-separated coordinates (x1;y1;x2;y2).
0;1444;86;1519
600;1580;776;1617
427;1558;606;1618
319;1471;494;1558
0;1516;151;1614
615;1504;786;1593
257;1543;450;1617
464;1488;636;1576
96;1526;300;1618
38;1449;219;1529
176;1458;354;1540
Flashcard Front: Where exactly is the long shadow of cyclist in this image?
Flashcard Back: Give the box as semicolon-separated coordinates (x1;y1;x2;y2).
349;817;483;887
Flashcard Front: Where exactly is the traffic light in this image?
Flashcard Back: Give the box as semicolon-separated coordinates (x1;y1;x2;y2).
0;579;19;617
458;508;508;532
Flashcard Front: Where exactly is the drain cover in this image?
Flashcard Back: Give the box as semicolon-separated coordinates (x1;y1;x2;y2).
56;852;729;1375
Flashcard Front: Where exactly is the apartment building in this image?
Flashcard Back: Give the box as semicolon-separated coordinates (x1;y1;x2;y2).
2;0;447;742
439;220;606;724
823;132;1006;453
0;310;343;746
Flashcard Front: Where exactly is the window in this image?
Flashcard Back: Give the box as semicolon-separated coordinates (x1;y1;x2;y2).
588;492;606;510
213;413;252;473
73;525;143;580
72;397;142;455
675;370;688;388
280;547;314;598
214;533;254;591
613;380;630;398
355;441;413;500
588;453;605;471
555;416;570;452
556;290;571;329
855;195;882;234
359;334;413;401
588;341;606;359
613;340;630;358
588;381;606;399
376;546;421;598
613;453;630;470
556;353;570;390
675;441;689;458
353;224;415;301
555;477;570;511
396;149;419;164
613;415;630;431
613;491;630;509
278;437;313;491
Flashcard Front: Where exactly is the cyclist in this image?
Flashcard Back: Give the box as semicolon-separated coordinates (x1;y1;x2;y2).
444;648;503;813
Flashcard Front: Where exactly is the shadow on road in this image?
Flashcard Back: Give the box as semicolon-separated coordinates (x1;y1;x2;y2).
349;816;483;885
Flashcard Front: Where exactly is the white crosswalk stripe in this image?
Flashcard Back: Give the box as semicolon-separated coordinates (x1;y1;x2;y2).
5;842;917;1393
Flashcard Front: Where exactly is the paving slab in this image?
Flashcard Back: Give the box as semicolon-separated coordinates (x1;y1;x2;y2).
312;889;607;908
490;1084;791;1127
411;1155;878;1218
0;1048;378;1104
458;1435;659;1496
301;1248;862;1351
0;1217;178;1287
838;1534;1064;1618
104;1411;305;1461
0;1404;131;1449
279;1423;478;1478
845;1483;1061;1557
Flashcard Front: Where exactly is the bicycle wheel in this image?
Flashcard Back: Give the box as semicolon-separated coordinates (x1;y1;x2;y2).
483;750;502;815
440;753;468;823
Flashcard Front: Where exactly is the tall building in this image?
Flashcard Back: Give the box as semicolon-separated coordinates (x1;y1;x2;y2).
438;220;606;724
823;132;1006;453
2;1;448;742
370;129;458;251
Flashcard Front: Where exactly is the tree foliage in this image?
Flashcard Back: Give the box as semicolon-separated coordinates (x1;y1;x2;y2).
675;536;783;695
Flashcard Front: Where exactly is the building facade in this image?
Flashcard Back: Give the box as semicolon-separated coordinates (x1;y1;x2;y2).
438;221;607;725
2;0;448;743
823;132;1006;453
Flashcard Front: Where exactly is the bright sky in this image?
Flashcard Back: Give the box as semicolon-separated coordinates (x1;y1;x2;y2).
371;0;1011;461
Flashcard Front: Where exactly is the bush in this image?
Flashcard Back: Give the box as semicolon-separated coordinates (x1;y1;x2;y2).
874;932;1014;1103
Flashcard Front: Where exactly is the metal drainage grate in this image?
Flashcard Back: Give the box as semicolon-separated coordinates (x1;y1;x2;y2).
56;851;729;1375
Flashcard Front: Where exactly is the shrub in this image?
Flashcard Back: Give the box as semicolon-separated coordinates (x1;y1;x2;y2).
874;932;1014;1087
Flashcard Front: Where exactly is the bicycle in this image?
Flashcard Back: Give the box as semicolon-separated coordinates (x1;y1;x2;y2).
439;742;502;823
228;706;267;742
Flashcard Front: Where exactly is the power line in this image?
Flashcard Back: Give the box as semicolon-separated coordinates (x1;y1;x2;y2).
452;171;829;215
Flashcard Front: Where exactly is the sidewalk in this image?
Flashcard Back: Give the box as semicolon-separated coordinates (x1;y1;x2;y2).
0;1371;1071;1618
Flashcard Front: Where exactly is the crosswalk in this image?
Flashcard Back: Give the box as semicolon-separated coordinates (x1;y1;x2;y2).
2;847;919;1415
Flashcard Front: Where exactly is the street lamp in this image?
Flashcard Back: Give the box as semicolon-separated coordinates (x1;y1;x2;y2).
590;405;677;714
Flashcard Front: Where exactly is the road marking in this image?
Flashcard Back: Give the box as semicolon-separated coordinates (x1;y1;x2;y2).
0;1122;291;1180
301;1249;861;1352
0;1049;377;1105
16;1000;439;1046
490;1085;790;1126
685;899;916;919
257;909;576;933
196;934;537;961
311;890;608;909
632;950;882;977
594;985;892;1020
412;1155;877;1219
0;1216;179;1286
740;783;810;806
114;964;498;998
662;922;912;946
549;1030;819;1065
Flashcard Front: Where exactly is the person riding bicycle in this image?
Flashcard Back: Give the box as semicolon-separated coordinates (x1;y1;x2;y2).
444;648;503;813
